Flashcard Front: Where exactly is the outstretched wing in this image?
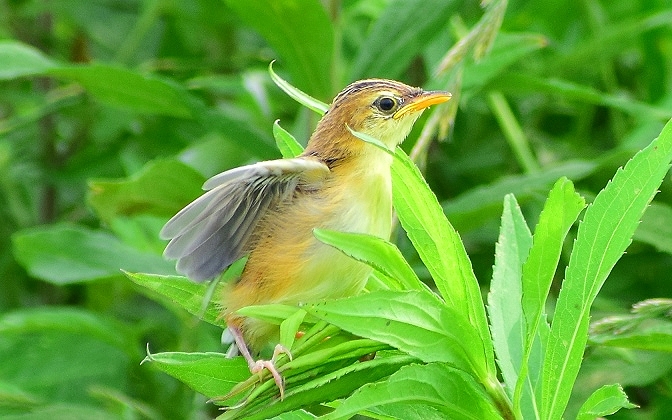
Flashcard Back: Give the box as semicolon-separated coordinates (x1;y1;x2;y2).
160;158;329;281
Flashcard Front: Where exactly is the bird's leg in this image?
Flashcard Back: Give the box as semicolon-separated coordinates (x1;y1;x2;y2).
226;325;292;400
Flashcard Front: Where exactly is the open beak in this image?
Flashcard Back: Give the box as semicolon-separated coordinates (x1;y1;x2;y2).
393;90;452;119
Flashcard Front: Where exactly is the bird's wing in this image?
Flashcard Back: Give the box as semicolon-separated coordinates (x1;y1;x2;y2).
160;157;330;281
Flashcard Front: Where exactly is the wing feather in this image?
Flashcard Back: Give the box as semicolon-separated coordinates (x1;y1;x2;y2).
161;158;329;281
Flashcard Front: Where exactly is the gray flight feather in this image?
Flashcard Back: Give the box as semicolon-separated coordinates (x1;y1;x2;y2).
161;158;329;281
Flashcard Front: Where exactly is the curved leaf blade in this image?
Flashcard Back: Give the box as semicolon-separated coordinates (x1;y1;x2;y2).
542;118;672;419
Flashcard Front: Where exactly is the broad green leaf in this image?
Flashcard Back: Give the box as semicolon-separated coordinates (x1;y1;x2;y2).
48;64;193;117
487;194;532;399
143;351;250;403
313;229;427;292
633;202;672;254
226;0;334;99
88;159;205;223
350;0;460;80
542;118;672;419
514;178;584;415
0;40;57;79
125;272;227;327
390;147;495;377
12;223;175;284
273;120;305;158
576;384;636;420
0;309;131;404
306;290;488;380
321;363;501;420
0;307;138;357
268;63;329;114
443;160;595;232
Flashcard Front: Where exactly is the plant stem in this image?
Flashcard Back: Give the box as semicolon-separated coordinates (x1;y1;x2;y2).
487;91;540;174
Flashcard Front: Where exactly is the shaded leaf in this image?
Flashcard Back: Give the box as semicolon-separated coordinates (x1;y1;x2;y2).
12;224;175;284
88;159;205;223
49;64;193;117
226;1;334;99
351;0;460;80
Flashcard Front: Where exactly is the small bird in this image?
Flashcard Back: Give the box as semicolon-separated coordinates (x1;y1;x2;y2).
160;79;451;396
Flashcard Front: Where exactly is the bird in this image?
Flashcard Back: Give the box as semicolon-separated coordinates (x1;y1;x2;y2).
160;78;451;397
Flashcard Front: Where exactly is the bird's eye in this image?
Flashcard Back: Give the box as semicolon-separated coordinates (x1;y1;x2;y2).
376;96;398;113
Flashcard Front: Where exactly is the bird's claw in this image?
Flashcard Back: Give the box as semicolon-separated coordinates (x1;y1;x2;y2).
250;344;292;400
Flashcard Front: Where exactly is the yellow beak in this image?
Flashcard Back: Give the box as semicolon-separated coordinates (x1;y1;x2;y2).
393;90;452;119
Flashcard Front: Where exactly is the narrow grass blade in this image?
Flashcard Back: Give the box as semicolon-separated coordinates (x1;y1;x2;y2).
541;118;672;419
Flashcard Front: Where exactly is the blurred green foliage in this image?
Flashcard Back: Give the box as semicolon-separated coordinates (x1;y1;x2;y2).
1;0;672;418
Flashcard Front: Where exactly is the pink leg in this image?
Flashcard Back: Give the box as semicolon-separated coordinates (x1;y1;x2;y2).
227;326;292;400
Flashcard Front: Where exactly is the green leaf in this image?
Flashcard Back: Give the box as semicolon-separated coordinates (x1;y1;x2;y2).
0;40;57;79
306;290;488;380
221;354;415;420
87;159;205;223
270;410;316;420
541;118;672;419
268;63;329;114
12;223;175;284
590;319;672;352
0;307;138;357
321;363;501;420
143;351;250;403
576;384;637;420
313;229;427;292
273;120;305;158
48;64;193;117
514;178;584;416
1;403;122;420
462;32;548;95
0;308;132;405
443;160;595;232
633;202;672;254
125;272;226;327
487;194;532;398
350;0;460;80
226;1;334;99
489;74;672;121
390;147;495;378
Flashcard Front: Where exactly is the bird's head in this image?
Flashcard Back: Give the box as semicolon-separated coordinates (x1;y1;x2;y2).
304;79;451;163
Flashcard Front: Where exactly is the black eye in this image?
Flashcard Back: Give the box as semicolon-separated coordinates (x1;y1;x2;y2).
377;96;397;112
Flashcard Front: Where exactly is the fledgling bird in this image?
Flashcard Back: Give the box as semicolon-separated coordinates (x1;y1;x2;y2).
160;79;451;396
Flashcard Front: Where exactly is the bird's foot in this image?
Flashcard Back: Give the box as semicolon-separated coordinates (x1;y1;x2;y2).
227;326;293;400
249;344;293;400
